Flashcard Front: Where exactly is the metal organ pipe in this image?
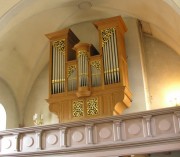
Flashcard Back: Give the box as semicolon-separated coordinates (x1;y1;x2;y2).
77;51;89;87
111;29;117;83
91;60;101;87
60;48;62;93
103;37;111;85
84;54;88;86
67;65;77;92
108;37;114;84
51;40;65;94
80;54;83;86
101;28;120;85
58;45;60;93
110;29;117;83
62;52;65;92
82;54;84;86
78;54;80;87
81;54;83;86
113;29;120;83
106;42;111;84
102;45;107;84
104;43;109;84
52;45;55;94
59;48;62;93
55;44;58;93
58;46;60;93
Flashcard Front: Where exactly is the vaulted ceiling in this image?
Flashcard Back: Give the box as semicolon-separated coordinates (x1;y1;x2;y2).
0;0;180;121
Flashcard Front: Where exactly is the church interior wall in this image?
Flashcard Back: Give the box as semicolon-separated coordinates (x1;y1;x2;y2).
143;34;180;110
0;78;19;129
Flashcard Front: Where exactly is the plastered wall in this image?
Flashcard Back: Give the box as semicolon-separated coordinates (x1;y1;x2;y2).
23;65;59;127
0;78;19;129
143;35;180;109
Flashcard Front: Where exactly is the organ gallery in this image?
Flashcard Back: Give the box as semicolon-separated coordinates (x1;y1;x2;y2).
46;16;132;122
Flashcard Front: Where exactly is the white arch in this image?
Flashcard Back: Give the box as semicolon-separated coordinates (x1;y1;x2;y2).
0;103;6;130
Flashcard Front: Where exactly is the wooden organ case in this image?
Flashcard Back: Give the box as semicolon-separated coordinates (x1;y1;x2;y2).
46;16;132;122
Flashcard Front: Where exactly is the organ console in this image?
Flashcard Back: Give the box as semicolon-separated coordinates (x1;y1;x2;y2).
46;16;132;122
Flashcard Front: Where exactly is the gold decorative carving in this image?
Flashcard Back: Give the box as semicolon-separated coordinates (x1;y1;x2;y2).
101;28;115;46
73;100;84;117
67;65;76;78
91;60;101;70
53;39;65;54
87;97;99;116
77;50;88;58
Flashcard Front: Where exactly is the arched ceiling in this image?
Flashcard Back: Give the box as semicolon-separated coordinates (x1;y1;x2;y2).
0;0;179;123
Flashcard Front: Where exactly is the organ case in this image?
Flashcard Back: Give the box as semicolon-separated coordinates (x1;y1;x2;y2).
46;16;132;122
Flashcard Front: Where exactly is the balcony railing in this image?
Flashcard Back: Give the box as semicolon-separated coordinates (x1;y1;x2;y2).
1;106;180;157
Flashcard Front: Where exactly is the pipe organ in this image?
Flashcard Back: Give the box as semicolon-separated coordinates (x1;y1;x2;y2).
46;16;132;122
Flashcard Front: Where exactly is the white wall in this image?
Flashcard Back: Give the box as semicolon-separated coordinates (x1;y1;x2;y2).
143;35;180;109
123;18;147;113
0;78;19;129
24;65;58;127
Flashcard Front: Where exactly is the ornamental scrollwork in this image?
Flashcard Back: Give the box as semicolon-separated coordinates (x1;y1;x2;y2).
72;100;84;117
101;27;115;46
87;97;99;116
77;50;88;58
67;65;76;78
53;39;65;54
91;60;101;70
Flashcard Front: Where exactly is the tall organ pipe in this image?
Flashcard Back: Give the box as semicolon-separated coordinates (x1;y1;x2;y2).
103;44;109;84
52;45;55;94
107;37;114;84
110;30;117;83
55;45;58;93
62;50;64;92
51;40;66;94
85;55;88;86
59;49;62;93
113;29;120;82
105;42;111;84
82;54;84;86
102;45;107;84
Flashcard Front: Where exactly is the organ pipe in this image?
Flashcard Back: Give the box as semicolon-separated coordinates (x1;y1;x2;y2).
51;39;65;94
101;28;120;85
77;51;88;87
113;29;120;82
67;65;77;91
